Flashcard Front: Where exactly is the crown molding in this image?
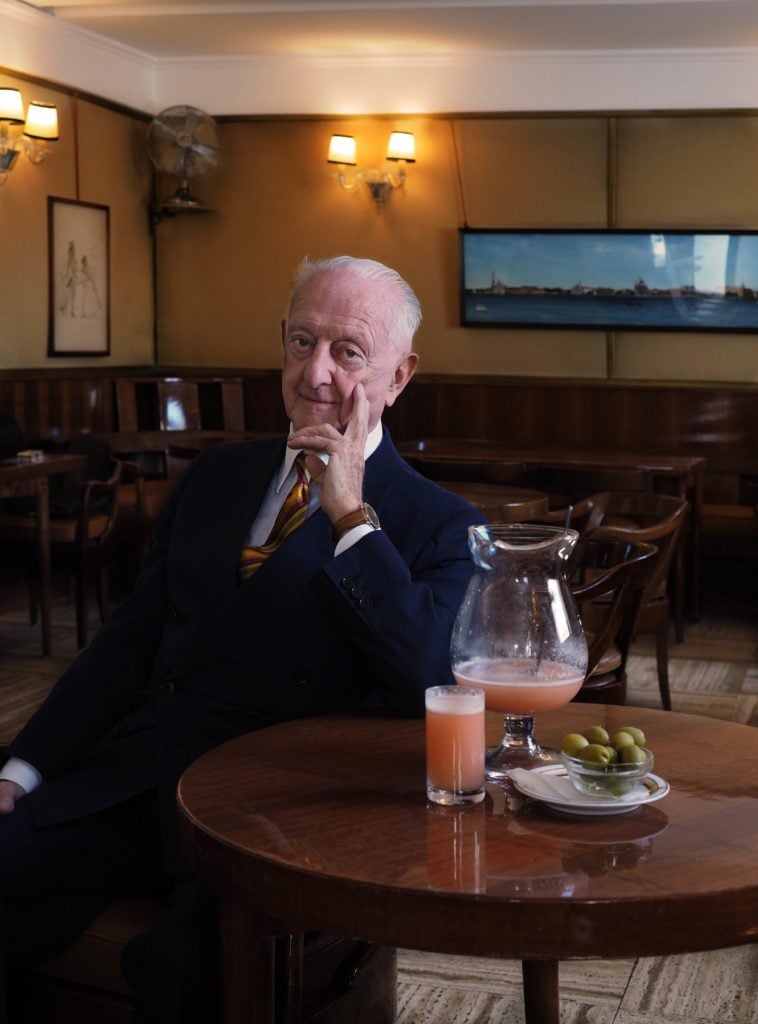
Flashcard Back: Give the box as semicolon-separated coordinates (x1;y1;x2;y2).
3;0;758;115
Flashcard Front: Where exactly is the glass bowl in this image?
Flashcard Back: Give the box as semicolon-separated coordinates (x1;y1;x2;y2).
560;748;654;799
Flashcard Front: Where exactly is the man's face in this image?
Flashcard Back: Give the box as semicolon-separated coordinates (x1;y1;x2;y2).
281;270;417;432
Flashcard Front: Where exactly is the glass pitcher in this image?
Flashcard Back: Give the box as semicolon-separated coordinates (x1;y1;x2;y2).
451;523;588;783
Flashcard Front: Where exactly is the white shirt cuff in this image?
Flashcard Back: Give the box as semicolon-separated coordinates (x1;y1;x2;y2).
0;757;42;795
334;524;380;557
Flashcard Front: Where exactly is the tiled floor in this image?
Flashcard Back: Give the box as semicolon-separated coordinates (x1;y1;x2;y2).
0;587;756;1024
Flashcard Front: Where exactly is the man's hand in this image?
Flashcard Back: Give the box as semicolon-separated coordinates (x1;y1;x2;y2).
0;779;26;815
288;383;370;524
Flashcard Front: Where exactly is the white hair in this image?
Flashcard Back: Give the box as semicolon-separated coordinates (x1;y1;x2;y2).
290;255;422;345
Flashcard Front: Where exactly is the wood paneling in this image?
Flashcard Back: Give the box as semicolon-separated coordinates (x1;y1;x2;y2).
3;368;758;509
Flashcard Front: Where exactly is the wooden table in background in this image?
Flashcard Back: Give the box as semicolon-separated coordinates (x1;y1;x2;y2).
399;440;706;639
436;481;549;522
0;453;87;656
178;705;758;1024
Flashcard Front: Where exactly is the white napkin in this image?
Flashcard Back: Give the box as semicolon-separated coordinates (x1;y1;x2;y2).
509;767;642;804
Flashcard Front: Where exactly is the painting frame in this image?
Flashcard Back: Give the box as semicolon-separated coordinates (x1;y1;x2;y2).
460;227;758;333
48;196;110;356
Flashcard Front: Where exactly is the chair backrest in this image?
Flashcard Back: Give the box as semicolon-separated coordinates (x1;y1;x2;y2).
582;491;689;603
568;537;657;682
49;436;113;518
77;458;122;545
404;454;526;485
528;494;603;534
0;412;26;459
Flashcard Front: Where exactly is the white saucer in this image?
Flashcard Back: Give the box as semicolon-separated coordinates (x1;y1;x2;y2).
510;764;670;816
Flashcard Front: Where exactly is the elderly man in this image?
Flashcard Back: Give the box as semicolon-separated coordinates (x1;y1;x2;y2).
0;256;481;1021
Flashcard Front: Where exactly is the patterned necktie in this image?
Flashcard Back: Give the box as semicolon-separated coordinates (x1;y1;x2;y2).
238;454;312;582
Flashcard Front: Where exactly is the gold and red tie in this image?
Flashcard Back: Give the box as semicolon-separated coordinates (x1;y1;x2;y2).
238;454;312;582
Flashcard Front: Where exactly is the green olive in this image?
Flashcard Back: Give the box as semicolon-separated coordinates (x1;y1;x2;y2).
611;730;635;751
621;744;647;765
561;732;590;756
604;745;619;763
622;726;646;746
581;743;612;765
583;725;610;745
608;780;634;797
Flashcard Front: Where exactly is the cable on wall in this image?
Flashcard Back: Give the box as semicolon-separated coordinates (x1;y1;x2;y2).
606;115;618;379
449;120;468;227
72;95;80;201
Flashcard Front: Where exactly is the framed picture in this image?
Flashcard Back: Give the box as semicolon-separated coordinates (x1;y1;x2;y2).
48;197;110;356
460;228;758;332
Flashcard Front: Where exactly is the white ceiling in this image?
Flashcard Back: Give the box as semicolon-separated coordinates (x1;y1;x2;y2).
5;0;758;114
20;0;758;60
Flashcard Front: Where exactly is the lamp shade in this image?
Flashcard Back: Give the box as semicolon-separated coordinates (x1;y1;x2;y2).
24;102;59;141
0;88;24;124
327;134;357;165
386;131;415;163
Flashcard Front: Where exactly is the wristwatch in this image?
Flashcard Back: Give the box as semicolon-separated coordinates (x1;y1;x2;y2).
331;503;380;541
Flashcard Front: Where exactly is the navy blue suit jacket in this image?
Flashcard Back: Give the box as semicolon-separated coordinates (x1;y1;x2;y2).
9;430;482;861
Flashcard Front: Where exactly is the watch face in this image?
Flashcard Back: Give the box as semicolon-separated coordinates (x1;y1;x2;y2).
364;503;380;529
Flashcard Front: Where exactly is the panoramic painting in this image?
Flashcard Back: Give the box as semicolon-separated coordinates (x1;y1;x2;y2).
460;229;758;332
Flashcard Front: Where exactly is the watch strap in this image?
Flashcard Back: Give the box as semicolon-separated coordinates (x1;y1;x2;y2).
331;504;378;541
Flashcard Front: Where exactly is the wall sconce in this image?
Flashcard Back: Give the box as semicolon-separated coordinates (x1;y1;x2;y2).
0;88;59;186
327;131;415;209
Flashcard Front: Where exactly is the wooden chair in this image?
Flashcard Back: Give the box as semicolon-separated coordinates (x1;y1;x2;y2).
529;494;603;534
581;491;689;710
0;456;122;649
10;898;396;1024
568;537;657;706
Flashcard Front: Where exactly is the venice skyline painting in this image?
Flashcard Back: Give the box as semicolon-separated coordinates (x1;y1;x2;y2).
460;229;758;332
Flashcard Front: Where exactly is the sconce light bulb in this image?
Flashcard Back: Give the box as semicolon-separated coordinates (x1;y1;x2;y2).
0;88;24;124
24;102;59;141
386;131;416;163
327;134;357;166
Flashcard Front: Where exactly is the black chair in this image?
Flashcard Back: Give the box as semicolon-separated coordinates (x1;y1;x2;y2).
0;412;25;461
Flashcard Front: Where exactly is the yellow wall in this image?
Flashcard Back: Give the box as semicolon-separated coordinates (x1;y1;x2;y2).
0;72;154;369
157;112;758;384
3;67;758;386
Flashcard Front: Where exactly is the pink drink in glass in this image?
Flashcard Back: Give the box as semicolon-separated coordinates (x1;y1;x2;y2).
454;657;584;714
425;686;485;804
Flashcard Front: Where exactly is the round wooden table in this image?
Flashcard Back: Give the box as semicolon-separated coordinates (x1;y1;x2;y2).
178;704;758;1024
436;480;550;522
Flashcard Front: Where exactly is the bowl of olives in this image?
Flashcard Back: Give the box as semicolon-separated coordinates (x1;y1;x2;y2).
559;725;654;799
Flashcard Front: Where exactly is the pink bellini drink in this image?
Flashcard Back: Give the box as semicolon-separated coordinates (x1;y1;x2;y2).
425;685;485;805
454;657;584;714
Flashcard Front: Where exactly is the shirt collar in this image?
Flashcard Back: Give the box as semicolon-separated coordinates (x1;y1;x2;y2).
277;420;384;492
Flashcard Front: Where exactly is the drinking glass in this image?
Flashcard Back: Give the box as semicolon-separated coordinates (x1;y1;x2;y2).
451;523;588;783
425;685;486;805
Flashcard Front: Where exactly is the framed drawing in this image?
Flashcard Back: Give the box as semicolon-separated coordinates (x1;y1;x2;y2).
48;197;110;356
460;228;758;332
